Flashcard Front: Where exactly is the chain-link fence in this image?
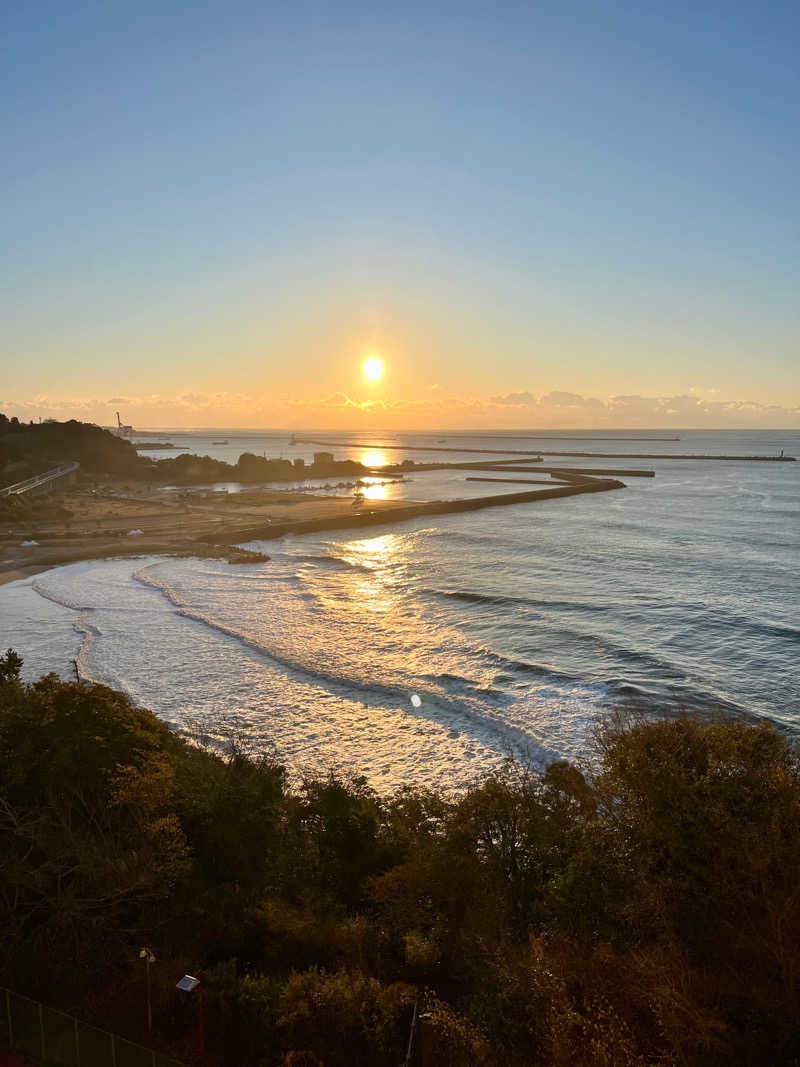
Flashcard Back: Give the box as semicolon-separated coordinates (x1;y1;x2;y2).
1;987;186;1067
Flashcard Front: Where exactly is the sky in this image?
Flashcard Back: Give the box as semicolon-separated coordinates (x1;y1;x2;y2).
2;1;798;429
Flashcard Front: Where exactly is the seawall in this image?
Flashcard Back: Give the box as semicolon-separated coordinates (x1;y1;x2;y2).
214;478;625;546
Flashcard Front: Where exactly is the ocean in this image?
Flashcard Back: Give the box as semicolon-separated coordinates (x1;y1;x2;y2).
2;428;798;789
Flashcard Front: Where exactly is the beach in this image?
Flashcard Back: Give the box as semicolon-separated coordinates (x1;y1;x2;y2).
0;469;626;585
1;429;797;792
0;483;410;586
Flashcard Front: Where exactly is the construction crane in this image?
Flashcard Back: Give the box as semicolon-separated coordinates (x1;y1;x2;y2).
116;411;134;436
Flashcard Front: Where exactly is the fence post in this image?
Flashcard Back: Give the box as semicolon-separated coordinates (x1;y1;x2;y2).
39;1002;46;1062
5;989;13;1049
75;1014;81;1067
111;1031;117;1067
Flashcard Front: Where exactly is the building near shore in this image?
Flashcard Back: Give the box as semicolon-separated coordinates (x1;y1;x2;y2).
313;451;334;466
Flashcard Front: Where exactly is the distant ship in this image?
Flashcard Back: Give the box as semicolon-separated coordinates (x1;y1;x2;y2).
212;440;229;445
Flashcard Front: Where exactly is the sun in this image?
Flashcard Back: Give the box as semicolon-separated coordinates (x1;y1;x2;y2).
362;356;384;382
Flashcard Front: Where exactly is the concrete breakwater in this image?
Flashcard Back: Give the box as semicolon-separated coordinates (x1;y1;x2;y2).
467;477;558;485
214;477;626;546
295;438;795;462
502;451;796;461
455;463;656;477
443;434;682;442
399;461;655;477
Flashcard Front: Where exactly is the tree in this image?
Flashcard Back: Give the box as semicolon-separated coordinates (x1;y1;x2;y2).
0;648;22;684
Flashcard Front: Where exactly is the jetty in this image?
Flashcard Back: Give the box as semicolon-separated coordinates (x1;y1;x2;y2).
466;477;557;486
294;438;795;462
449;463;656;477
442;434;682;442
214;476;626;546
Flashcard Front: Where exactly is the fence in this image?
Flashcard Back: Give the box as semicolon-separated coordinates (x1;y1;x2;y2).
0;988;186;1067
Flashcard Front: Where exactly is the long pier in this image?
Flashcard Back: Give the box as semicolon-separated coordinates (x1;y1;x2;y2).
296;438;548;457
295;438;795;462
386;461;656;477
442;434;681;442
462;463;656;477
466;477;559;486
215;477;625;545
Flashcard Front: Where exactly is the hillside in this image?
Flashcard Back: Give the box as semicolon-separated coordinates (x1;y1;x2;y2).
1;652;798;1065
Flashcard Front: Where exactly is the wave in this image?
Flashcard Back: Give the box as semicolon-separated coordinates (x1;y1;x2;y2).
31;578;86;613
31;578;102;687
705;613;800;645
282;552;372;572
606;677;753;719
132;562;604;760
424;587;609;613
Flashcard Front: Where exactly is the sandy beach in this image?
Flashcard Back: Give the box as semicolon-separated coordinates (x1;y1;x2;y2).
0;484;409;585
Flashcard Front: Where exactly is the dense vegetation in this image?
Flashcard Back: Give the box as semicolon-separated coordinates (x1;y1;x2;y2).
0;414;371;488
153;451;366;485
0;414;146;483
1;652;798;1065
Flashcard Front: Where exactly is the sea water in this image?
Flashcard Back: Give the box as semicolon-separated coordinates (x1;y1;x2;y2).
2;429;797;789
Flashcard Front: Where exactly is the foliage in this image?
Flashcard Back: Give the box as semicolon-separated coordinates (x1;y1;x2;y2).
0;413;369;489
1;661;799;1065
153;451;366;485
0;414;149;482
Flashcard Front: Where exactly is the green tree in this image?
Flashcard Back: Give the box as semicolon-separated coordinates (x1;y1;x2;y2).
0;648;23;684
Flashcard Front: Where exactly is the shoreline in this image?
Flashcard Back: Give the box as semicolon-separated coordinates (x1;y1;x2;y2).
0;477;624;586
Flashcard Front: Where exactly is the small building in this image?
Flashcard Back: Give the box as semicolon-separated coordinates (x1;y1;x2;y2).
293;457;305;470
313;451;334;466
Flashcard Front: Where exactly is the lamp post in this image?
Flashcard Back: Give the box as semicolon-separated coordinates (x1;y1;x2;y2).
139;947;156;1034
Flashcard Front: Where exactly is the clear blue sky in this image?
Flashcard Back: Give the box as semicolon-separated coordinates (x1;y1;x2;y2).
2;1;798;427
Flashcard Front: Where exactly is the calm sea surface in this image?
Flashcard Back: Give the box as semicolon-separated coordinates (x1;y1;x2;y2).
2;429;798;788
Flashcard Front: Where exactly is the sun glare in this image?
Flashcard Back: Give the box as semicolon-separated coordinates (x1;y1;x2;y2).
361;450;388;468
362;356;384;382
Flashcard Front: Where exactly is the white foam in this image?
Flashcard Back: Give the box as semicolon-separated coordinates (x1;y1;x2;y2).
0;540;608;790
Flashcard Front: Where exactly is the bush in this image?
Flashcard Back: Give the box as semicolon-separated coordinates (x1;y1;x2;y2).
2;660;799;1064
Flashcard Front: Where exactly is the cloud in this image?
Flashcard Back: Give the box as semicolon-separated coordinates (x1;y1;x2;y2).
1;388;798;430
485;390;800;427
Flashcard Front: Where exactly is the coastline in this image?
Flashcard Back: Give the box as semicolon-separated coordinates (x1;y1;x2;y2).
0;477;624;585
0;491;408;586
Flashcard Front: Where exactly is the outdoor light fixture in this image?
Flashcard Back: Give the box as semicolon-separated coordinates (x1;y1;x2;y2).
176;975;200;993
139;947;156;1033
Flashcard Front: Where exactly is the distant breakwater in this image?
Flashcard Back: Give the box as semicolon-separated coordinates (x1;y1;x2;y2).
294;438;795;462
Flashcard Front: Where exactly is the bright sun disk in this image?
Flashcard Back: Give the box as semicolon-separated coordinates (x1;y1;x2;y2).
362;357;384;381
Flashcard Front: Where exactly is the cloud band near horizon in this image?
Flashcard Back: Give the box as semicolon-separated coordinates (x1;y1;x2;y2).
1;389;798;430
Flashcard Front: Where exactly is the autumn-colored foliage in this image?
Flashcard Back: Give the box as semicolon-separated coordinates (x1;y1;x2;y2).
1;653;798;1065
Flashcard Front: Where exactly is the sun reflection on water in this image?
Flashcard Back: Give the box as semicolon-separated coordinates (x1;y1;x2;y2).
347;533;399;566
362;481;387;501
361;450;388;468
345;533;401;611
